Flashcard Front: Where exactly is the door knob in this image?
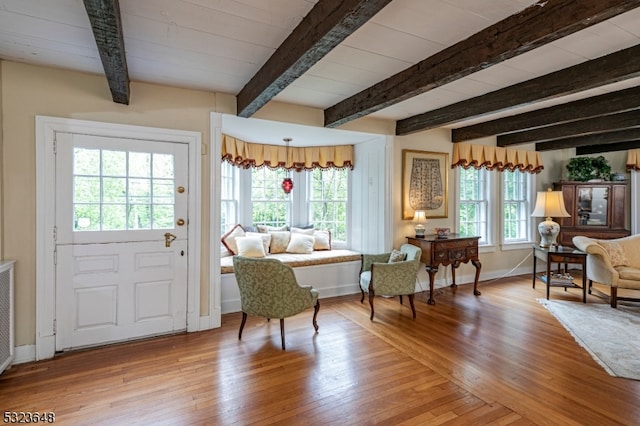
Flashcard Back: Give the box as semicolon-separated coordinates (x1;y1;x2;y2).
176;218;185;226
164;232;177;247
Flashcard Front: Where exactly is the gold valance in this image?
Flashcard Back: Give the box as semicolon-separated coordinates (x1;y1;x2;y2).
221;134;354;171
626;149;640;171
451;143;543;174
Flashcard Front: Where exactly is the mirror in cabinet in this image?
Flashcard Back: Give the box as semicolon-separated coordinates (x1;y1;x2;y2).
577;186;608;226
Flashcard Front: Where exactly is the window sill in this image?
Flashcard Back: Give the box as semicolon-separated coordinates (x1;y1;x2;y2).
478;244;497;254
501;241;535;251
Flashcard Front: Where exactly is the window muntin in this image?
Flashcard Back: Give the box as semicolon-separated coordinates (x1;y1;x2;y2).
503;171;531;242
220;161;238;236
73;148;175;231
308;168;348;242
458;168;488;244
221;165;350;251
250;167;291;228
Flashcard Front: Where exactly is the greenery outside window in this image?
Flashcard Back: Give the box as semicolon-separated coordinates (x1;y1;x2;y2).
73;148;175;231
251;167;291;227
308;168;348;243
502;170;532;243
458;167;490;244
221;165;350;252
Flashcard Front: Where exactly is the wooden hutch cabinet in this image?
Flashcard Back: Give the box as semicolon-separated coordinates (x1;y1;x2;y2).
553;181;630;247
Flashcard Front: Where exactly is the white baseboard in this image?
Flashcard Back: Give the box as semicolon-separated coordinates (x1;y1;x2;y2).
13;345;36;365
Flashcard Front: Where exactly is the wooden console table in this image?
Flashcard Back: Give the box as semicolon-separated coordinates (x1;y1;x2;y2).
407;235;482;305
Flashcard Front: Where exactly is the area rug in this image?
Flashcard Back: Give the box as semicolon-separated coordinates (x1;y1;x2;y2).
538;299;640;380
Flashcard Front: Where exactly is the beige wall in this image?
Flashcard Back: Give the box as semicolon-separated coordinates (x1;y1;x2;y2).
5;59;612;349
393;129;537;283
0;61;237;346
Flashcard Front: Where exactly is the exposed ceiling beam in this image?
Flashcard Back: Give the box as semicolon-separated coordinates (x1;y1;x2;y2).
397;43;640;136
83;0;129;105
451;86;640;142
236;0;393;118
576;140;640;155
497;110;640;146
536;128;640;151
324;0;639;129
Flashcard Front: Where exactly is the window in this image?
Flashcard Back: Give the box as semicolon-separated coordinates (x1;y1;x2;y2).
308;168;348;242
457;167;534;249
221;165;350;250
458;167;489;244
251;168;291;227
220;161;237;235
73;148;175;231
502;171;531;243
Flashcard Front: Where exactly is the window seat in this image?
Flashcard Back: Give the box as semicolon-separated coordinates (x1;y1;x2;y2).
219;249;362;314
220;249;362;274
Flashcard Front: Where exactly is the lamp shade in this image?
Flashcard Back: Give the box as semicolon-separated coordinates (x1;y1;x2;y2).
412;210;427;224
413;210;427;238
531;189;570;248
531;189;570;219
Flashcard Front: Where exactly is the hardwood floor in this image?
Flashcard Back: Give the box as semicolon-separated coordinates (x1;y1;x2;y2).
1;275;639;425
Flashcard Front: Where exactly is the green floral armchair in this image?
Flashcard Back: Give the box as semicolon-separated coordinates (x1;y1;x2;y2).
233;256;320;350
359;244;422;320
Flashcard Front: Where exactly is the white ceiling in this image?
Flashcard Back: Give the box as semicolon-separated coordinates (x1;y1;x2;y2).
1;0;639;144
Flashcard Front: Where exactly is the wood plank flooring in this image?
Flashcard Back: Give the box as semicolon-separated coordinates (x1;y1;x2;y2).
1;275;639;425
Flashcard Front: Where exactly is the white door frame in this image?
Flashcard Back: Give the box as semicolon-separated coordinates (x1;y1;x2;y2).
35;116;202;360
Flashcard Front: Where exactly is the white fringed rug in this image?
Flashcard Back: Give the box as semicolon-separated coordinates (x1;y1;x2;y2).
538;299;640;380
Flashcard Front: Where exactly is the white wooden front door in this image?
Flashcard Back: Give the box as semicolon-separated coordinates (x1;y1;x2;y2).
54;133;189;351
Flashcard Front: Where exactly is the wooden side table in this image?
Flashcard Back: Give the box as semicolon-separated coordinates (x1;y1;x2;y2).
532;245;587;302
407;235;481;305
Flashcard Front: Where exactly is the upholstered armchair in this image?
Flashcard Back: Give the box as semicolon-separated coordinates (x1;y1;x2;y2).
233;256;320;349
359;244;422;320
573;235;640;308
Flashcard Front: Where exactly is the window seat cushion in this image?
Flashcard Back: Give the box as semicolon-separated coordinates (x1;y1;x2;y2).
220;249;361;274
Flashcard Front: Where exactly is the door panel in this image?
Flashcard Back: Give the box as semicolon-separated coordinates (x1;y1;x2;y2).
55;132;189;351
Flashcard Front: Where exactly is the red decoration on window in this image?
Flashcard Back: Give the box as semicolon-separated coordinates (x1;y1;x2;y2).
282;177;294;194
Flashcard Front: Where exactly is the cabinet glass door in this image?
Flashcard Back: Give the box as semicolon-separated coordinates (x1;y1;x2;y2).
577;186;608;226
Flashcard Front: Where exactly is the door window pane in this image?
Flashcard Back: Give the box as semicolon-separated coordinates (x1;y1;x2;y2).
72;148;176;231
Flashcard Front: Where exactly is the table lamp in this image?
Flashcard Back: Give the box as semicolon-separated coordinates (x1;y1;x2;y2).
413;210;427;238
531;188;570;248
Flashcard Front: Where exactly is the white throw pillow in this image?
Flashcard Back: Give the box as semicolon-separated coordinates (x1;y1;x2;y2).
220;224;245;255
235;236;266;258
245;232;271;253
313;230;331;250
286;233;315;254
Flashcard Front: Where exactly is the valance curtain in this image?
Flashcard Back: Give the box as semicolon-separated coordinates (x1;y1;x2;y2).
221;134;354;171
451;142;543;174
626;149;640;171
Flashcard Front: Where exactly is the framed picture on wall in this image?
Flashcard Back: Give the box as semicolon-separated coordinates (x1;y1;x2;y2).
401;149;449;219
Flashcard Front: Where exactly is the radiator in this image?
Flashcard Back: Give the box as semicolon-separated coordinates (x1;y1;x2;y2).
0;261;15;374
